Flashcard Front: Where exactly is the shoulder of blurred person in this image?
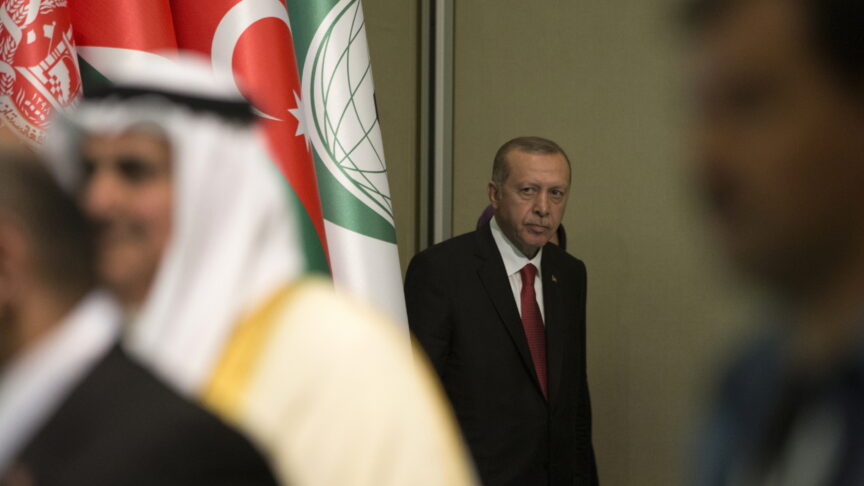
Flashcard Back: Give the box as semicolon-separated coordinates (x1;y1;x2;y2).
692;333;784;486
203;277;478;486
13;345;278;486
690;327;864;486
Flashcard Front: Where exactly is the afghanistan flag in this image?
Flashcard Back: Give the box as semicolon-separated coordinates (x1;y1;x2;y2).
0;0;81;145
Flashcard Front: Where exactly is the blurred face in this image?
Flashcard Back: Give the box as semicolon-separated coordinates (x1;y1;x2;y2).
489;149;570;258
0;215;47;368
0;218;21;368
80;130;173;309
689;0;864;291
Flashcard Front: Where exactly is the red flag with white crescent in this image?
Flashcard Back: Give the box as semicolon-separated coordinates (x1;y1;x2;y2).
170;0;329;264
0;0;81;145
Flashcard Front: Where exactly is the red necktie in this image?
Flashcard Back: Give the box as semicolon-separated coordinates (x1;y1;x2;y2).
520;264;547;398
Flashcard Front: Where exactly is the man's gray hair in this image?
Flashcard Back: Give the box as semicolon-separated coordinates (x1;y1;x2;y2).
492;136;571;184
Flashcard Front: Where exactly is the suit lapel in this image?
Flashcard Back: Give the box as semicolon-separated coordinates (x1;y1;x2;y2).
474;225;541;393
542;248;566;405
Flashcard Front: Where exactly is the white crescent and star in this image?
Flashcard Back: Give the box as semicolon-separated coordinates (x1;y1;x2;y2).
211;0;308;146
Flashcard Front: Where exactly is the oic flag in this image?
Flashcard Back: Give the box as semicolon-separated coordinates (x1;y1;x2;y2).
286;0;408;324
0;0;81;145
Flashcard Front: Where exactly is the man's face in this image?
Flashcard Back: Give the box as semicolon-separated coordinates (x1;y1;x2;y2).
80;130;173;308
489;149;571;258
689;0;864;290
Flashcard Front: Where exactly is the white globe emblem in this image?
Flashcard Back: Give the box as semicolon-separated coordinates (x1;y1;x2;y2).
303;0;393;226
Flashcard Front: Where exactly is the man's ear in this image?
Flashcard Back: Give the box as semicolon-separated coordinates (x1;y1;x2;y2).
488;181;500;209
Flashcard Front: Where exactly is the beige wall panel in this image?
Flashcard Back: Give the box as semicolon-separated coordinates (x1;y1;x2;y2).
364;0;419;272
452;1;755;484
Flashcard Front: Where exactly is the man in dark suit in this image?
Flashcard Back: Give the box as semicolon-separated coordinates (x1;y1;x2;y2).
0;151;277;486
405;137;597;486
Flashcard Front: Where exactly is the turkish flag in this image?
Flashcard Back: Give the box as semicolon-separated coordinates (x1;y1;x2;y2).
170;0;329;261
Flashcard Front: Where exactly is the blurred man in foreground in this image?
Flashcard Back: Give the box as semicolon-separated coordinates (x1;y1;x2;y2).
0;150;276;485
684;0;864;484
44;56;476;486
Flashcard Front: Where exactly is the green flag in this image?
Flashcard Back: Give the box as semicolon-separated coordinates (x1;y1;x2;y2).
287;0;407;324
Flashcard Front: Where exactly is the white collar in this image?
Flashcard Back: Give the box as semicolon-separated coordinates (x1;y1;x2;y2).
0;291;122;473
490;216;543;278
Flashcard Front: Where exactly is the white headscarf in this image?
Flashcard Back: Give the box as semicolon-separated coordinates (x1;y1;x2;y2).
43;56;479;486
43;56;304;394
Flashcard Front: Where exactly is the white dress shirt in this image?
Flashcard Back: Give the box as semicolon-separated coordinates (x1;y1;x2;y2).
490;216;545;323
0;291;121;474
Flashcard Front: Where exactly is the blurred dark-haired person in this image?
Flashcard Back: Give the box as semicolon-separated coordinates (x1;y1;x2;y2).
405;136;597;486
684;0;864;484
0;151;277;486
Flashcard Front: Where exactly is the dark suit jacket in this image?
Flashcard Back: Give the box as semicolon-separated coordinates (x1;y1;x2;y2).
405;224;598;486
4;346;278;486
